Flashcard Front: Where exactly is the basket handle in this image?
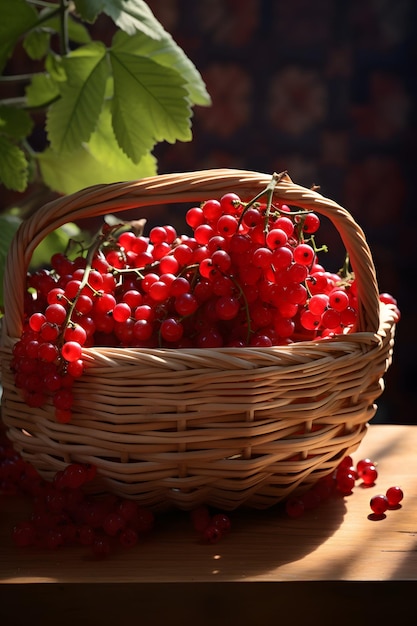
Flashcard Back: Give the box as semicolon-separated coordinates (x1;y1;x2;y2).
2;168;381;340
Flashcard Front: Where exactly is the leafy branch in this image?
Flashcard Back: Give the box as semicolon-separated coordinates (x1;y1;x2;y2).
0;0;210;312
0;0;211;196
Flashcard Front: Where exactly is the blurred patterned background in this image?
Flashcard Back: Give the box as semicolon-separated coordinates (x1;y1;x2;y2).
146;0;417;424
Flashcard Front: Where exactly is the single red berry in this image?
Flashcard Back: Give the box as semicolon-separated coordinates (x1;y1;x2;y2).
202;524;223;544
29;312;46;332
336;471;356;495
211;513;231;534
356;458;375;477
370;494;389;515
102;513;126;537
360;464;378;486
386;486;404;507
118;499;139;523
61;341;82;363
62;463;88;489
301;212;320;233
293;243;315;266
160;318;184;343
266;228;288;249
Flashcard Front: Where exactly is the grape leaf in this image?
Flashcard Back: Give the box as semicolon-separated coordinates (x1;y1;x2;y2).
0;106;34;140
23;28;50;61
112;30;211;107
0;0;38;72
110;48;191;163
25;73;60;108
46;42;108;153
0;136;29;191
74;0;163;39
37;143;157;195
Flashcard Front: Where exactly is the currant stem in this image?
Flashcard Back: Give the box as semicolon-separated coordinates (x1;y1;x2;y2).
339;252;351;279
309;235;328;256
59;225;121;346
238;171;283;227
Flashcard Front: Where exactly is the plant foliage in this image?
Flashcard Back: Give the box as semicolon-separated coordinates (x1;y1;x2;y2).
0;0;210;195
0;0;210;313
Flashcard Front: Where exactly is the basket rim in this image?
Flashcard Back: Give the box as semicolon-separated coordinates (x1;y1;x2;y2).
1;168;382;341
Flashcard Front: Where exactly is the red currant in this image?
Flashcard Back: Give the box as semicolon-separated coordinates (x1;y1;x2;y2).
370;494;389;515
360;464;378;486
386;486;404;507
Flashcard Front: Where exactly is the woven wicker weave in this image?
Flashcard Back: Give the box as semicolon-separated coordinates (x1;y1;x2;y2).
0;169;397;510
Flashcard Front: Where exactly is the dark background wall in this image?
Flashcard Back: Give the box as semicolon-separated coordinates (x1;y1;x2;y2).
147;0;417;424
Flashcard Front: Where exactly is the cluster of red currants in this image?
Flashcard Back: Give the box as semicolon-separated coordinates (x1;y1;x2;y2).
190;505;232;544
285;455;404;518
1;426;229;554
2;445;155;556
12;182;391;424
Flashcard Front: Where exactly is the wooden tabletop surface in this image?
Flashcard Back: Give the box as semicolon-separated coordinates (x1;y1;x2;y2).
1;423;416;625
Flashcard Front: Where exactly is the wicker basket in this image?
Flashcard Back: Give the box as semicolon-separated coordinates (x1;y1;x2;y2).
0;169;397;511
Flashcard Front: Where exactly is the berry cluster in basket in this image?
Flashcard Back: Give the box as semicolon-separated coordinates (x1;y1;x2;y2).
11;177;399;423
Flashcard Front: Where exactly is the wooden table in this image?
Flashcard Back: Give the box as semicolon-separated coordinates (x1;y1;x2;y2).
1;424;416;625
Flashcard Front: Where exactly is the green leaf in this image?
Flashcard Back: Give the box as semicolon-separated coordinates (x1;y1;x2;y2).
0;0;38;72
0;106;34;140
87;101;153;171
23;28;50;61
25;73;60;108
39;12;92;45
45;53;67;82
73;0;105;23
0;213;21;312
0;136;29;191
67;15;93;45
110;46;191;162
37;143;157;195
112;30;211;107
46;42;108;153
74;0;163;39
102;0;163;38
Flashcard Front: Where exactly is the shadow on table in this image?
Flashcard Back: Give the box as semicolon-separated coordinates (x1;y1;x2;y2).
153;493;348;580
